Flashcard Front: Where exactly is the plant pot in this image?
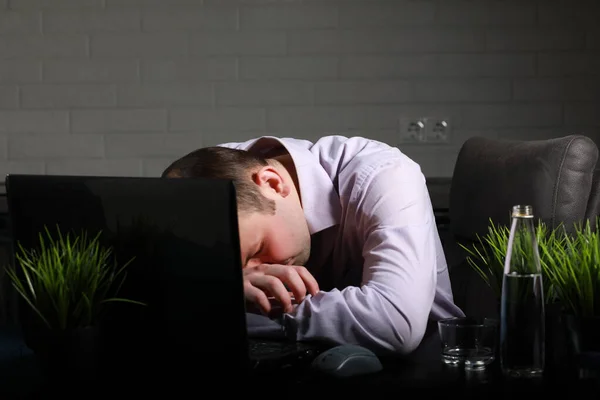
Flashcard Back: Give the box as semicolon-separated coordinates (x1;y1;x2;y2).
23;324;101;386
563;314;600;372
544;303;570;372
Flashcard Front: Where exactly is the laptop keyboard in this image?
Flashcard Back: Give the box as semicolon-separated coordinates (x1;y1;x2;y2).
249;339;308;358
247;339;328;376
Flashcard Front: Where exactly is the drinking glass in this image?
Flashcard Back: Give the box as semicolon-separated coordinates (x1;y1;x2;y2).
438;317;498;370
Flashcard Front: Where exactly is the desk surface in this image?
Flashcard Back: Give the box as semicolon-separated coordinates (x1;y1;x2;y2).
1;325;599;398
287;331;600;395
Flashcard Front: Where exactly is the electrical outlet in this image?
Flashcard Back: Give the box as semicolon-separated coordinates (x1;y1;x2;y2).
399;117;426;143
423;117;451;143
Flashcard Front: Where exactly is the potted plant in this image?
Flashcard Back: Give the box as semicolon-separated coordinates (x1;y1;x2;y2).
460;217;600;371
4;225;144;383
461;219;566;305
539;219;600;367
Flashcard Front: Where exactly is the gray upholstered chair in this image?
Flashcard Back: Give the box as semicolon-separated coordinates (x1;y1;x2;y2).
585;166;600;226
445;134;600;319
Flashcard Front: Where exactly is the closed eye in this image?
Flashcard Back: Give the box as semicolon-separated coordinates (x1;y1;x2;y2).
246;243;264;266
253;242;264;259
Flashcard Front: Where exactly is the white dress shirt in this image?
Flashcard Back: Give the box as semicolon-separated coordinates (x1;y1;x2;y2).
220;135;465;355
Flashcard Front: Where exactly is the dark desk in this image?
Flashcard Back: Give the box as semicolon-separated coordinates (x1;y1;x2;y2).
295;333;600;396
1;324;598;398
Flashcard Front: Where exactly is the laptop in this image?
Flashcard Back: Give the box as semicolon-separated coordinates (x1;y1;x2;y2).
4;174;328;388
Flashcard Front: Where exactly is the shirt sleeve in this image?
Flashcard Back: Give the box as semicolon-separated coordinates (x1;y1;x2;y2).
283;162;438;355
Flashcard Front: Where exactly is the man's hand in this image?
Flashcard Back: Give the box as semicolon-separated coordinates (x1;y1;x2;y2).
243;264;319;315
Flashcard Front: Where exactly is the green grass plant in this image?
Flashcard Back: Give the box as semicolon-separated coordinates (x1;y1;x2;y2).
461;217;600;317
5;225;144;330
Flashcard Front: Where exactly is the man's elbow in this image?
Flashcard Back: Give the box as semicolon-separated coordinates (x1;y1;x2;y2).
361;308;429;356
396;325;426;355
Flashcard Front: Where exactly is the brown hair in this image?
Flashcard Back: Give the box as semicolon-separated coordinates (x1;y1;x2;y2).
161;146;276;215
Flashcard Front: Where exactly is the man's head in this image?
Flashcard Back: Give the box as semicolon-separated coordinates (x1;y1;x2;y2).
162;146;311;268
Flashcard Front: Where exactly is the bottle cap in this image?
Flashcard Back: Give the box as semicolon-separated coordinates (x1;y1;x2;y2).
511;204;534;218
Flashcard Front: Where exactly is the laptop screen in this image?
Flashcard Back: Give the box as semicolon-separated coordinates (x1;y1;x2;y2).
5;174;251;381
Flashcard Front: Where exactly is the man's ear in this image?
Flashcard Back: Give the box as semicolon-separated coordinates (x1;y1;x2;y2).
164;169;182;178
252;166;291;198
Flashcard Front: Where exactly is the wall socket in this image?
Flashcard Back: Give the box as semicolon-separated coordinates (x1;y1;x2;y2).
424;117;452;143
398;116;426;143
398;116;451;144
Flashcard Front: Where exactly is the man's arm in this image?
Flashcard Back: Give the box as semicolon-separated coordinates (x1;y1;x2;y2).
283;163;439;355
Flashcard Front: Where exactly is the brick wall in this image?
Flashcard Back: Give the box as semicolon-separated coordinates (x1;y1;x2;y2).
0;0;599;179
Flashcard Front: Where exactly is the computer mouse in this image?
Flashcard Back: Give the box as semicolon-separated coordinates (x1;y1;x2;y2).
310;344;383;378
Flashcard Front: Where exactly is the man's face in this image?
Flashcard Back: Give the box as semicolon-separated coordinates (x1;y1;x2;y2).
237;209;311;269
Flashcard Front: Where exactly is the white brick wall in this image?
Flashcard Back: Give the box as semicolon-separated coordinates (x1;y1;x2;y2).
0;0;598;179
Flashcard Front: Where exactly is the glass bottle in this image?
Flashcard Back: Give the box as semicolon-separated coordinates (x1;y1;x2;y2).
500;205;545;378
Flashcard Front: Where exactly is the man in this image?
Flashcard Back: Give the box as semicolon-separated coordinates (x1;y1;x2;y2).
162;135;465;355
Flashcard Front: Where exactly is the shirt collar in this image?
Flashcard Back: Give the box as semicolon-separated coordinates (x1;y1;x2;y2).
244;136;341;235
